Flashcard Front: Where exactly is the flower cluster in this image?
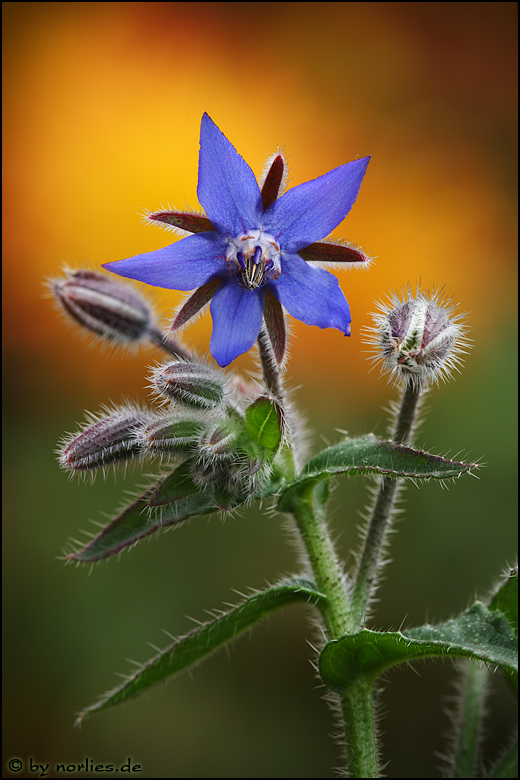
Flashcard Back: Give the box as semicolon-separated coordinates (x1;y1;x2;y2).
103;113;371;366
58;359;284;512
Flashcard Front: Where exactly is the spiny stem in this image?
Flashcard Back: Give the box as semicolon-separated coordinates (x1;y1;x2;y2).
290;485;379;777
341;679;380;778
291;484;351;638
447;661;488;778
348;381;423;632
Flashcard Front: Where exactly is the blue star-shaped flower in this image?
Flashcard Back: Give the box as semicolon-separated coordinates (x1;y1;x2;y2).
104;113;370;367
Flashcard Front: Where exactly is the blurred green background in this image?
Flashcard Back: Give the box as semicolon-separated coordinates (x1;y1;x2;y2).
3;2;517;777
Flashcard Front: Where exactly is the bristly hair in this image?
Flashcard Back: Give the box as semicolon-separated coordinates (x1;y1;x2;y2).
258;148;290;197
56;399;155;481
140;203;211;238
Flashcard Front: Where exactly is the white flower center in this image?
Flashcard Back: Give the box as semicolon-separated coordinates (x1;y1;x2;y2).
226;230;281;290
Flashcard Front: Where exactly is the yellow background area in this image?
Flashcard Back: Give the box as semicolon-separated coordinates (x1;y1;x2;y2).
3;3;517;778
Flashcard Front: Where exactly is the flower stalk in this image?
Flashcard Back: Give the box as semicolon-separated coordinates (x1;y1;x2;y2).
147;326;193;361
289;477;380;777
290;483;351;638
348;382;422;633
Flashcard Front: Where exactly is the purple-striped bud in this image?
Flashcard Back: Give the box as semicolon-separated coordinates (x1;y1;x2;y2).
152;361;226;410
58;404;152;473
51;268;153;345
137;417;206;454
366;285;470;389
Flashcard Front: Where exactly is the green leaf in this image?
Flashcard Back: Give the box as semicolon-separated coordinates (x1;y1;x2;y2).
319;602;518;694
245;396;283;459
487;565;519;694
76;578;328;722
68;479;218;563
278;434;477;511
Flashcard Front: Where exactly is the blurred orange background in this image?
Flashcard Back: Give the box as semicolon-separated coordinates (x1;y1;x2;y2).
3;3;517;778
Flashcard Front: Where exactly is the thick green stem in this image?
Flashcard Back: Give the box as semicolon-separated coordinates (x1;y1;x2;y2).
341;678;380;778
449;661;488;778
260;326;395;776
348;382;423;632
290;484;380;777
291;484;351;638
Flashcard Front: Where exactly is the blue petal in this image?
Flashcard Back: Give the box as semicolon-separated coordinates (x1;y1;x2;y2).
103;232;228;291
197;113;263;237
268;253;351;334
209;278;265;366
262;156;370;253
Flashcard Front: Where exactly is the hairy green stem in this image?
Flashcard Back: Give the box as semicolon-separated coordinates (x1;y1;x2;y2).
257;324;383;776
290;484;380;777
348;381;423;632
291;484;351;637
341;678;380;778
449;661;488;778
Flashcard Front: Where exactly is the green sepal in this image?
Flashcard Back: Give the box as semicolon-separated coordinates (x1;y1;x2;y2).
319;602;518;695
76;578;328;722
143;419;207;453
67;475;218;563
278;434;477;511
148;459;199;507
244;396;283;461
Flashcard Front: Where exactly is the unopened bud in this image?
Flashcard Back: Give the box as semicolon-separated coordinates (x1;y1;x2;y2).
152;361;226;410
229;456;265;494
190;459;226;488
366;285;470;389
58;404;152;473
51;268;153;344
198;423;237;462
138;417;206;454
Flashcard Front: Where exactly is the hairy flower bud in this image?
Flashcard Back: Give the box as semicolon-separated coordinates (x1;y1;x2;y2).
198;423;237;462
152;361;226;410
137;417;206;454
366;285;470;389
190;459;226;488
50;268;153;345
58;404;152;473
